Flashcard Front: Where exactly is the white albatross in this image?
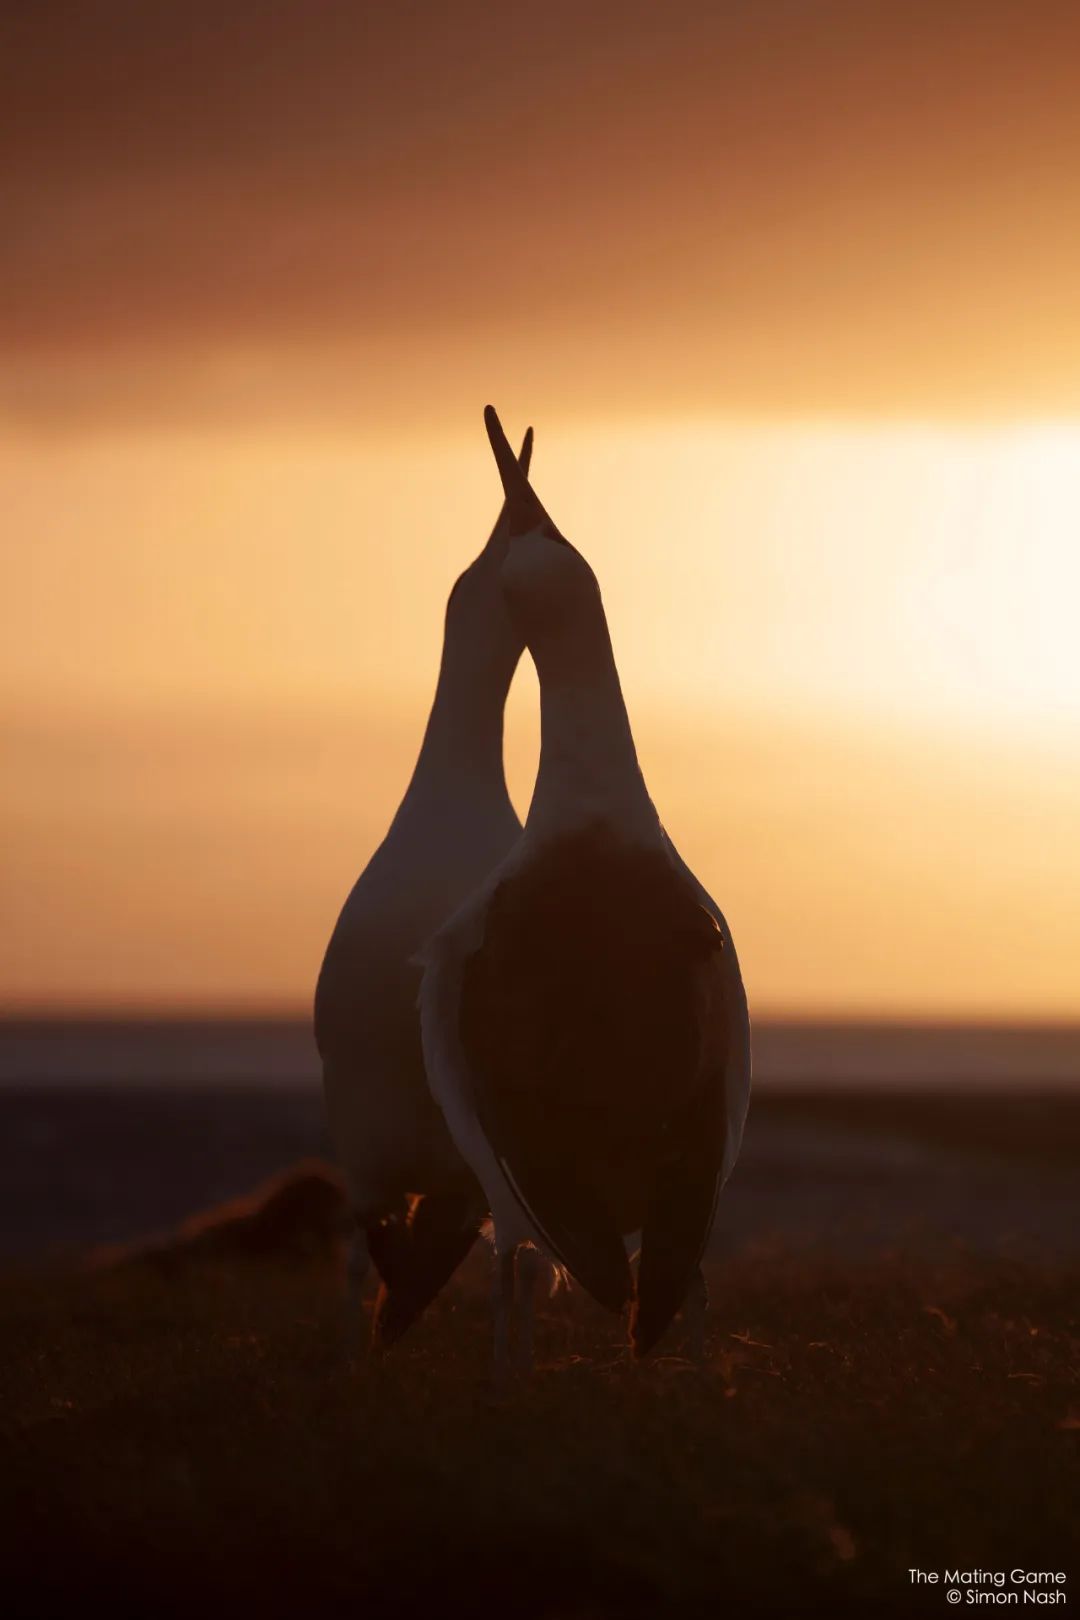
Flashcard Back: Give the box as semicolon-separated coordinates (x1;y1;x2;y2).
418;406;752;1371
314;426;533;1349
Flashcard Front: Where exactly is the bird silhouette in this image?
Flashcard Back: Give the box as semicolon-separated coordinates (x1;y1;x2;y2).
419;407;752;1373
315;427;534;1348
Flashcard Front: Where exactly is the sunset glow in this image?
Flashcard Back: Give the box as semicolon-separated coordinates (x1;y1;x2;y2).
4;1;1079;1018
4;418;1078;1018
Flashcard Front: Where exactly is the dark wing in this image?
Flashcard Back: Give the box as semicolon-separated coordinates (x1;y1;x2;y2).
631;944;730;1355
458;827;730;1330
370;1186;487;1349
460;892;633;1310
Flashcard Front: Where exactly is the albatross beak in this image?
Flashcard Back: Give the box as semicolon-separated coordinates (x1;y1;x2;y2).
484;405;565;543
518;424;534;480
485;424;535;548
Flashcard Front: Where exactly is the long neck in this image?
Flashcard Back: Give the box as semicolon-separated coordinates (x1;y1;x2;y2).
403;626;519;806
526;605;658;837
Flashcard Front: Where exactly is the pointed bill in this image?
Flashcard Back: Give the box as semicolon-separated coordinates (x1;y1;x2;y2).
484;405;564;541
483;424;534;548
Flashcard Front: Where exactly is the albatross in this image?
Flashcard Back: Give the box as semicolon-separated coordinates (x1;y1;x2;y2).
418;407;752;1371
314;427;533;1349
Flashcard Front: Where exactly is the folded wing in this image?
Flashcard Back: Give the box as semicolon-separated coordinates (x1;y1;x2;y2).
457;825;732;1349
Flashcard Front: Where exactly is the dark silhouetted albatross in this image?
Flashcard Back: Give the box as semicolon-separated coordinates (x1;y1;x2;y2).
419;407;752;1373
315;427;533;1349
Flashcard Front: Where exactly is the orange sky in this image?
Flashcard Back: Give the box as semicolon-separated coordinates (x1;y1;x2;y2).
3;2;1079;1016
7;0;1080;423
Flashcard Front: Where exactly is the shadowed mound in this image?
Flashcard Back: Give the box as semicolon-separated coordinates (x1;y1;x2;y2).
98;1162;485;1349
460;823;730;1354
98;1161;347;1272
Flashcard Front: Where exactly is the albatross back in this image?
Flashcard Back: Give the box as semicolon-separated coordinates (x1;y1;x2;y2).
459;823;732;1353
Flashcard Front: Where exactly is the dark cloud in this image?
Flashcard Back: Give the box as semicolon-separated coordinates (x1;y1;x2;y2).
6;0;1080;418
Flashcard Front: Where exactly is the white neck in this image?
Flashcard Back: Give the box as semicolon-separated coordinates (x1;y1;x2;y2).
525;605;659;841
401;624;519;811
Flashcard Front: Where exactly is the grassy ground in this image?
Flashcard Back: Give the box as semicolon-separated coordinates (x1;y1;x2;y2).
2;1234;1077;1619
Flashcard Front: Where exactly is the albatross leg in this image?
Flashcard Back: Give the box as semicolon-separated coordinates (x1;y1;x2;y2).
514;1244;540;1374
492;1244;518;1384
686;1266;708;1364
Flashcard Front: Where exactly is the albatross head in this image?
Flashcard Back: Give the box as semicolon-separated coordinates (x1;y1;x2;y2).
482;404;603;650
439;421;534;671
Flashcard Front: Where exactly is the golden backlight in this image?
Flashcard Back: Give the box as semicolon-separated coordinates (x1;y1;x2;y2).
2;419;1077;1018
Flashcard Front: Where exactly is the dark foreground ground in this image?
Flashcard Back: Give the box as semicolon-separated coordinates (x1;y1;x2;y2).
2;1193;1078;1619
2;1071;1078;1617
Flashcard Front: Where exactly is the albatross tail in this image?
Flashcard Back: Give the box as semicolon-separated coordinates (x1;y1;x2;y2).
370;1186;487;1349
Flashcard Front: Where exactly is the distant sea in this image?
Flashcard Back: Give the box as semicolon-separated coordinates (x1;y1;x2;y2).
1;1018;1077;1262
2;1016;1078;1090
